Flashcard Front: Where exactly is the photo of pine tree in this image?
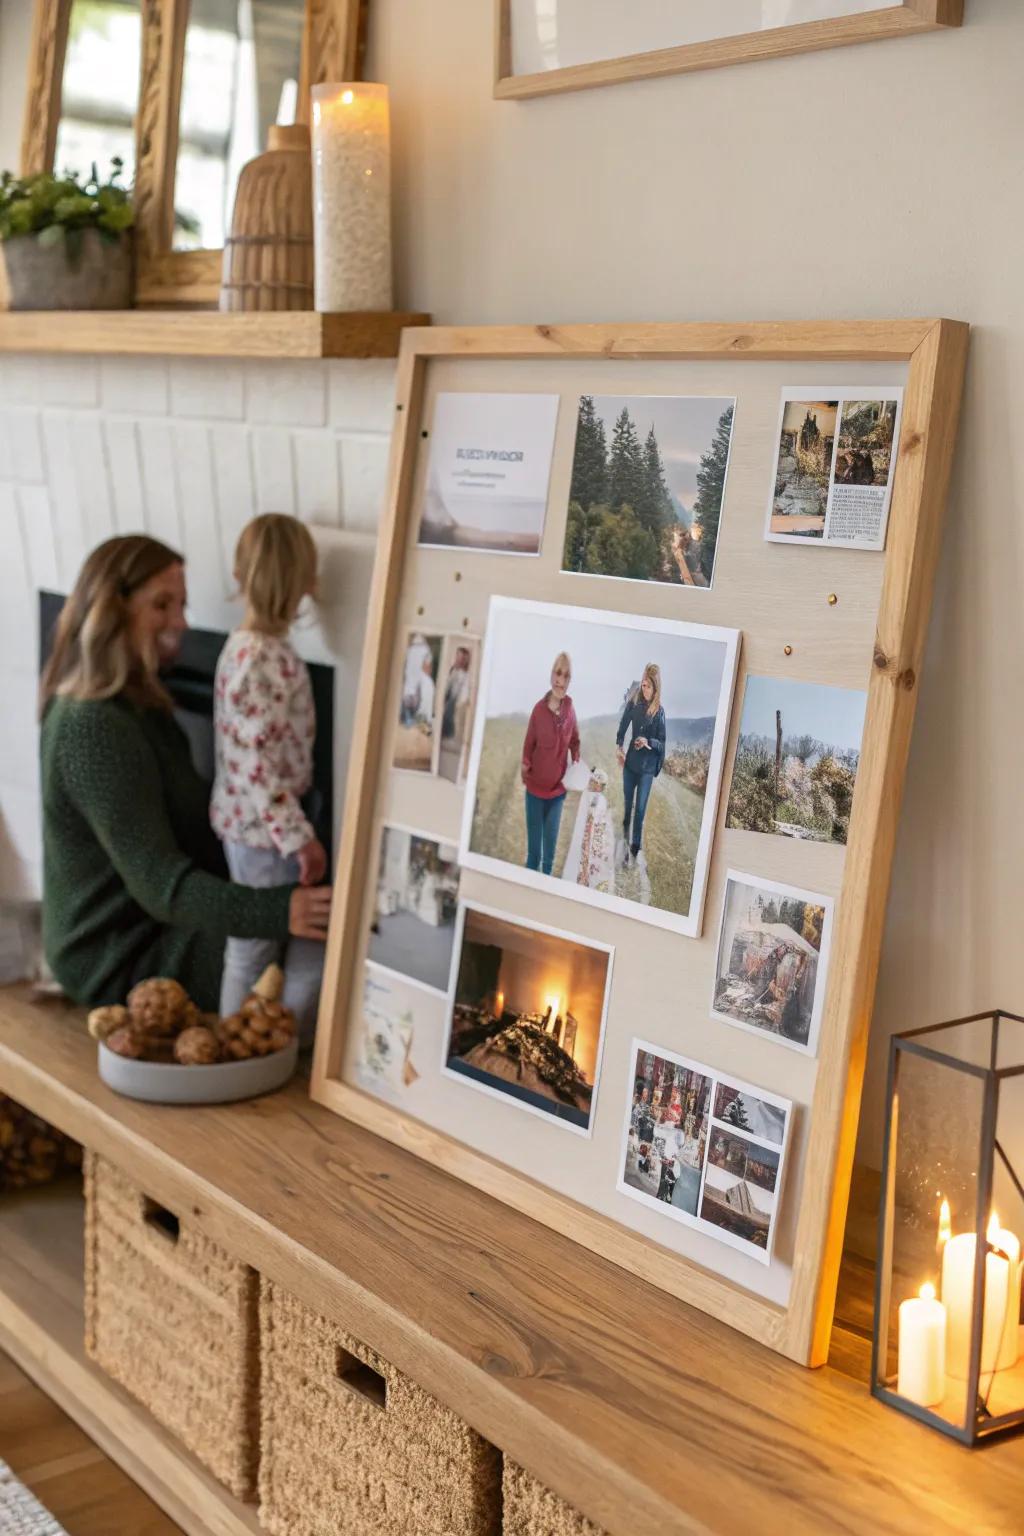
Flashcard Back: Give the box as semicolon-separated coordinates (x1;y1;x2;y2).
561;394;736;589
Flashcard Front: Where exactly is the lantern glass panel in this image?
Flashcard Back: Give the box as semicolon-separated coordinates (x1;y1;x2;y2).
874;1014;1024;1444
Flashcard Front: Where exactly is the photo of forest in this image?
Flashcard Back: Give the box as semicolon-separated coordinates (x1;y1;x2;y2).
726;676;866;845
561;395;735;588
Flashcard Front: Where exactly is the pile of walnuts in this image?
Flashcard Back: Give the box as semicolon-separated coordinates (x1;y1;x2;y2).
88;967;297;1066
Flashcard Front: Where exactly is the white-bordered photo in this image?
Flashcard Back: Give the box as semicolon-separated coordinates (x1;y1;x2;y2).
560;394;736;590
435;634;482;784
710;870;834;1057
725;674;867;846
617;1038;792;1266
393;630;443;772
367;823;460;997
440;900;614;1138
765;385;904;550
460;596;740;939
417;391;560;556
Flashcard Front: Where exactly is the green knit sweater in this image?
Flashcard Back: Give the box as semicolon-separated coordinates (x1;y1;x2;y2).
41;695;293;1011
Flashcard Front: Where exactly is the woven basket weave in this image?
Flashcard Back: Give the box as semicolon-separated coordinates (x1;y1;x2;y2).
259;1279;502;1536
83;1153;260;1500
502;1460;605;1535
220;123;313;312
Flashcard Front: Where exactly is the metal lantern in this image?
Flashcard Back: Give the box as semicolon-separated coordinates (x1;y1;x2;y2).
872;1011;1024;1443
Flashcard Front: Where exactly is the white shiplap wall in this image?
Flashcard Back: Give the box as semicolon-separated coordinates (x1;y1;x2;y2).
0;353;395;897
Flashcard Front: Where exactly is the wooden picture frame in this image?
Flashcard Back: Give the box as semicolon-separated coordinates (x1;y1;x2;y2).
311;319;968;1367
20;0;367;308
494;0;963;100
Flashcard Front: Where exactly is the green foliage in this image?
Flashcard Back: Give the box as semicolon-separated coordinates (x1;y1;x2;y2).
693;403;734;582
0;160;134;250
607;407;646;520
564;398;682;581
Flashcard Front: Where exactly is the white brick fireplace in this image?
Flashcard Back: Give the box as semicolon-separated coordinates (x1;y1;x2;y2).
0;352;395;898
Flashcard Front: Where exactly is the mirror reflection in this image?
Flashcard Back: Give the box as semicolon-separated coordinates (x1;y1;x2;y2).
173;0;307;251
55;0;142;181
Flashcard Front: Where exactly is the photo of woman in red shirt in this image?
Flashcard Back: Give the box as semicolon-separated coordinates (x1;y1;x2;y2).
520;651;581;874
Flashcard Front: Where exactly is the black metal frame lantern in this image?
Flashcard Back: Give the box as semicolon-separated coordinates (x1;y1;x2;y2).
872;1011;1024;1444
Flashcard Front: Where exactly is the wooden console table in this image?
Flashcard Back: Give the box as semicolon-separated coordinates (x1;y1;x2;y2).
0;986;1020;1536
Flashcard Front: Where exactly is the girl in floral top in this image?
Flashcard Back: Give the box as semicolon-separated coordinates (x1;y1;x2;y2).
211;514;325;1039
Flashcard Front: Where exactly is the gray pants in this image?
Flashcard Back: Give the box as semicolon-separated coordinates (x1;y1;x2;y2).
220;842;324;1046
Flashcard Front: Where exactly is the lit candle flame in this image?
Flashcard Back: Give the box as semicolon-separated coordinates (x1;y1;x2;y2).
938;1198;951;1247
988;1211;1001;1245
342;89;354;104
919;1281;936;1301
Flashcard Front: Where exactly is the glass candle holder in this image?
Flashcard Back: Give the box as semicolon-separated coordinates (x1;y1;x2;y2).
311;83;392;313
872;1011;1024;1444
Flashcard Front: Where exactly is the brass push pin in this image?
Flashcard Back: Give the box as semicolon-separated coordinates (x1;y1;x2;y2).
827;593;838;606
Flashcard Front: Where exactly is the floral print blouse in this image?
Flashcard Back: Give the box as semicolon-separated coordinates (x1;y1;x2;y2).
210;630;316;857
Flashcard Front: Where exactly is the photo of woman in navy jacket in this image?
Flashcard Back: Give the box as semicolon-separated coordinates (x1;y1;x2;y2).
616;663;666;871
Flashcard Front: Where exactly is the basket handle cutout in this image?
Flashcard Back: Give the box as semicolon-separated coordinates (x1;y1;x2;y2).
335;1345;387;1410
142;1197;180;1244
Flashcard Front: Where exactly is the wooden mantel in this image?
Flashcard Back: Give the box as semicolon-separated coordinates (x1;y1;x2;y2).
0;310;429;359
0;986;1021;1536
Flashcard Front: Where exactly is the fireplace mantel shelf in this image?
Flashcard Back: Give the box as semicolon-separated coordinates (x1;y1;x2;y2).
0;309;430;359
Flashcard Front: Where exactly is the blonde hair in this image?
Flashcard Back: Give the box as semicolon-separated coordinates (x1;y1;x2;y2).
642;662;662;716
40;535;182;715
235;514;318;636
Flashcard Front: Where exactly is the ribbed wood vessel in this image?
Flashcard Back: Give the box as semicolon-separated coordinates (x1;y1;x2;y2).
220;124;314;313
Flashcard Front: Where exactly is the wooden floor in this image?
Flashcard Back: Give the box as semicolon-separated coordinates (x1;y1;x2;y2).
0;1348;182;1536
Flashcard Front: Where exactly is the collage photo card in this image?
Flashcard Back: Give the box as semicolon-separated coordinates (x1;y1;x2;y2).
618;1041;791;1264
766;385;903;550
392;629;481;783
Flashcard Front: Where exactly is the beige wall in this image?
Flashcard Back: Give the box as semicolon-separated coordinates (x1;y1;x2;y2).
0;1;1017;1161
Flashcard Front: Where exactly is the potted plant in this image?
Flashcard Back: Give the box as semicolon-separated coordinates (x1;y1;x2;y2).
0;158;135;311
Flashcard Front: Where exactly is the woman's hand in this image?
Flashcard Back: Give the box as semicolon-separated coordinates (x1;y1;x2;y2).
289;885;332;941
635;736;649;750
297;836;327;886
521;762;530;786
616;748;626;768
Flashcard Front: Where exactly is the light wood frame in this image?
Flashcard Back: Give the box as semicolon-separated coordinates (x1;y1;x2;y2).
20;0;367;308
311;319;969;1367
494;0;963;99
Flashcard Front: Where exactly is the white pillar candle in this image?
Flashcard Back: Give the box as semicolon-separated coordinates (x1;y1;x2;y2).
941;1219;1010;1380
897;1282;946;1408
990;1217;1022;1370
311;83;392;313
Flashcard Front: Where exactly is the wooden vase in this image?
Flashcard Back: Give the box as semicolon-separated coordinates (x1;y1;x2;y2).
220;124;314;313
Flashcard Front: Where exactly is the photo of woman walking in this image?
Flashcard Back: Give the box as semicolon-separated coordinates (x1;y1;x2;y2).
616;663;666;877
521;652;580;875
463;598;738;939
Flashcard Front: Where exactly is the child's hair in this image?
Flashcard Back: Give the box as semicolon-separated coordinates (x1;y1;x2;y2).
234;514;317;635
589;767;608;791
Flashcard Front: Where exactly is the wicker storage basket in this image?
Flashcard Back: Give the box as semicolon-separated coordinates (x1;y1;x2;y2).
502;1460;606;1536
259;1279;502;1536
83;1152;260;1500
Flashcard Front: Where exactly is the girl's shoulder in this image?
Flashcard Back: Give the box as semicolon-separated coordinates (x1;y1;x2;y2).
222;628;305;673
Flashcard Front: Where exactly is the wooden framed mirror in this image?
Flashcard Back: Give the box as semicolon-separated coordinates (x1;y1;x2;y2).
20;0;367;308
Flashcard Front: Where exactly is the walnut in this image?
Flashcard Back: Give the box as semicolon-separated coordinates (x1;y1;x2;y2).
105;1026;146;1059
87;1004;129;1042
127;977;193;1038
174;1026;221;1066
215;1002;294;1059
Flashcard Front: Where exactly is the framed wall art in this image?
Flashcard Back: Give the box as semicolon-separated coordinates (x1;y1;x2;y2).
495;1;963;100
311;318;968;1367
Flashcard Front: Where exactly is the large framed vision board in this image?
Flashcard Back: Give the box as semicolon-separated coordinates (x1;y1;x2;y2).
311;320;968;1366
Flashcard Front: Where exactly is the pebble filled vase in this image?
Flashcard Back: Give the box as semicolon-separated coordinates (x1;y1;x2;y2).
311;82;392;313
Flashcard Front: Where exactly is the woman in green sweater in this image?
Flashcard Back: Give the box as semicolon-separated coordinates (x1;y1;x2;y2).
40;535;332;1011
